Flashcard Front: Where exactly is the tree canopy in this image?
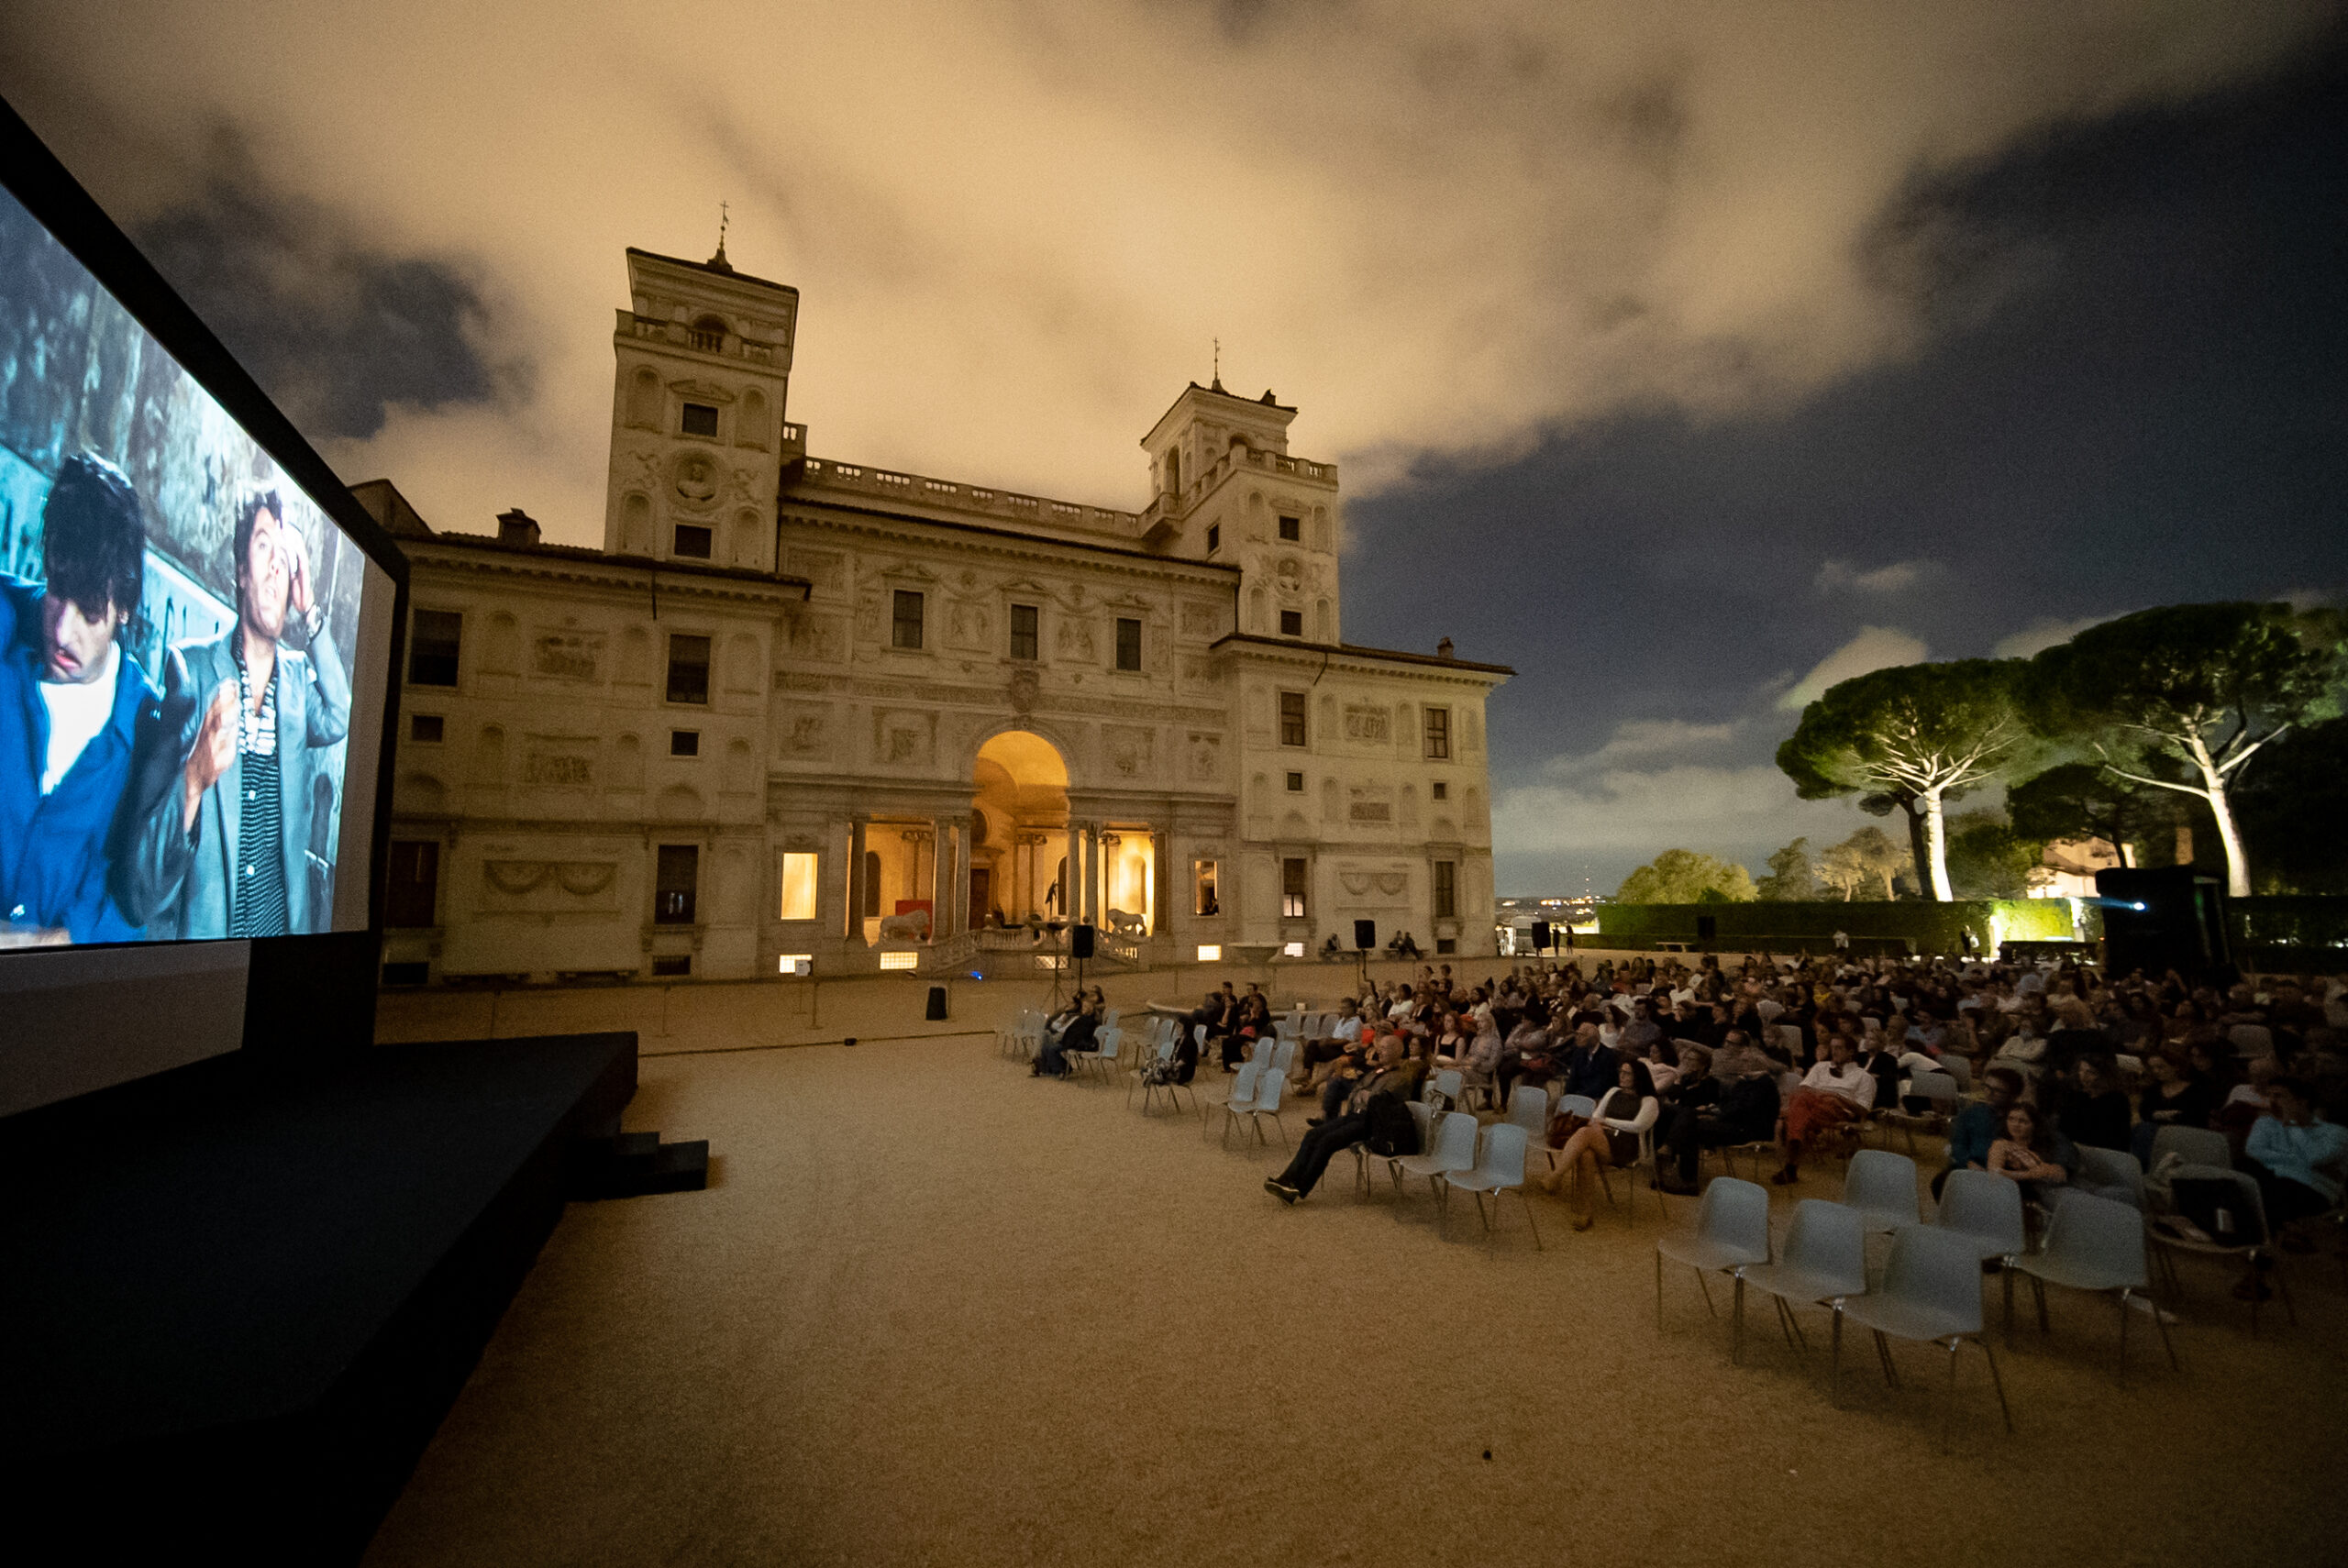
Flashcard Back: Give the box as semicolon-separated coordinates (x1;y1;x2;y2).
1814;825;1907;901
1756;837;1818;900
2004;761;2185;867
1615;849;1757;904
2025;602;2344;895
1777;658;2033;900
1944;809;2043;900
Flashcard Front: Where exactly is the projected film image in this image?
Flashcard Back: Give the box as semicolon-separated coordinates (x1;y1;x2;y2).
0;184;369;947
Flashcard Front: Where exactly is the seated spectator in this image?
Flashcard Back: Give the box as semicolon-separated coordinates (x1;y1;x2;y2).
1985;1101;2077;1207
1556;1022;1618;1105
1655;1043;1716;1195
1711;1028;1778;1082
1542;1058;1660;1231
2242;1077;2348;1248
2053;1054;2132;1156
2129;1046;2211;1161
1032;994;1101;1078
1265;1035;1423;1203
1773;1033;1876;1185
1293;999;1366;1085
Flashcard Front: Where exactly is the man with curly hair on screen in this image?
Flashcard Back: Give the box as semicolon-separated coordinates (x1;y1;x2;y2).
0;452;165;944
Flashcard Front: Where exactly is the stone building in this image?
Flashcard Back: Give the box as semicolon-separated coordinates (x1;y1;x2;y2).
365;245;1510;984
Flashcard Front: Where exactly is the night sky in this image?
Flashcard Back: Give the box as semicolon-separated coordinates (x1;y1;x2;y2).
2;8;2341;896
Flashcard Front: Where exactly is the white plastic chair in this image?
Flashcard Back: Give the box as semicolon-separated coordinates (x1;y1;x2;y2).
1223;1067;1289;1149
1884;1071;1959;1155
1842;1149;1921;1234
1933;1168;2026;1331
1390;1110;1478;1229
1270;1037;1298;1077
1505;1084;1548;1139
1741;1199;1870;1358
2150;1125;2232;1171
1430;1068;1464;1109
1204;1061;1262;1134
2012;1190;2176;1381
1072;1025;1119;1083
2150;1164;2296;1332
2070;1144;2147;1211
1653;1176;1772;1360
1835;1224;2015;1448
1135;1032;1195;1117
1446;1122;1543;1249
1532;1093;1599;1178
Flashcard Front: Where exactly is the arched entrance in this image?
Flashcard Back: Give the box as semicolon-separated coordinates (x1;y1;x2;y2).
969;731;1069;928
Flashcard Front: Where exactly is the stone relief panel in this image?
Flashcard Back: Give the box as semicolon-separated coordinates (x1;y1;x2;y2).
1343;703;1390;744
479;858;620;912
1187;731;1224;784
1054;616;1097;663
1180;655;1223;689
1180;601;1224;639
533;628;603;682
521;734;598;789
854;592;881;643
945;597;993;652
1102;723;1156;780
871;707;938;768
671;450;721;512
787;547;846;591
1347;784;1394;824
788;611;847;663
657;783;706;821
775;701;833;760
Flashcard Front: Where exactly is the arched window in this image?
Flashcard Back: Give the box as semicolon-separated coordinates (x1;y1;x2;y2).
1164;449;1181;497
863;850;881;917
627;367;659;427
690;314;728;353
739;389;769;448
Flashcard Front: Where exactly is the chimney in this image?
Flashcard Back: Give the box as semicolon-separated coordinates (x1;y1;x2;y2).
497;508;540;547
1436;636;1455;660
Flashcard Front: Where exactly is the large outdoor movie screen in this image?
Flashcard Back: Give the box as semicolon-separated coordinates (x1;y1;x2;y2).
0;182;389;950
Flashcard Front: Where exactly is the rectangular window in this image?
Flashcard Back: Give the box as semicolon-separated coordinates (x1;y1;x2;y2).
666;634;711;704
409;713;444;745
385;840;439;928
1278;513;1301;542
1194;859;1220;916
654;845;699;924
1435;937;1456;955
1280;857;1309;919
1285;771;1303;792
1114;616;1142;671
651;955;693;977
409;609;461;687
878;950;920;970
1431;780;1447;801
672;524;712;558
670;730;700;756
1279;690;1307;747
681;402;718;437
1196;944;1222;962
778;852;820;921
1434;859;1457;920
381;961;428;986
1205;524;1220;554
1011;603;1039;660
1423;706;1452;759
892;589;925;650
1279;610;1303;637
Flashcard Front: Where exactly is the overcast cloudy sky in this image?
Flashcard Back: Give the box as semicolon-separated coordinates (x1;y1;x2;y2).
3;3;2342;894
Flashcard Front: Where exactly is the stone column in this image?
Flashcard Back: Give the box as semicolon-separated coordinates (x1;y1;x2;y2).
1153;825;1172;938
847;816;869;947
929;819;948;941
1063;822;1080;924
948;818;969;936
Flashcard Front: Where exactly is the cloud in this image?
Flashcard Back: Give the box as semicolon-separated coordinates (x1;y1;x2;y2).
1989;613;2117;658
1495;764;1859;858
0;2;2331;540
1815;558;1941;594
1547;718;1735;777
1775;625;1929;710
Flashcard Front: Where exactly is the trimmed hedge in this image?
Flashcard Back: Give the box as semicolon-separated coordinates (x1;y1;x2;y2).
2231;897;2348;973
1596;899;2083;956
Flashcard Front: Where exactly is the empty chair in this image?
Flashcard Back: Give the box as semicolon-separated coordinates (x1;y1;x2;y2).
1884;1071;1961;1155
1269;1037;1298;1076
1203;1061;1262;1134
1843;1149;1922;1234
1102;1007;1122;1031
1430;1068;1465;1109
1933;1168;2027;1329
2071;1144;2147;1210
1741;1199;1870;1356
2150;1124;2232;1171
1274;1015;1301;1041
2011;1190;2176;1381
1937;1054;1972;1093
1835;1224;2015;1448
1653;1177;1772;1361
1223;1066;1289;1149
1390;1110;1478;1230
1506;1084;1549;1139
1446;1122;1544;1248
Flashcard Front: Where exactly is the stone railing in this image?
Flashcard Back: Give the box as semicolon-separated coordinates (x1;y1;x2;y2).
618;310;781;365
795;458;1144;538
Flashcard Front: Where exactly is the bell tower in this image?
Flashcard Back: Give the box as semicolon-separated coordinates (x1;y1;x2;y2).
1140;378;1342;644
604;245;799;569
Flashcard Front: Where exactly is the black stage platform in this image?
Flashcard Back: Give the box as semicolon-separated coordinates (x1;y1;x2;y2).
0;1032;637;1563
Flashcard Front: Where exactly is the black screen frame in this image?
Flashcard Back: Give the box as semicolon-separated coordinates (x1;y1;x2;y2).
0;93;410;1049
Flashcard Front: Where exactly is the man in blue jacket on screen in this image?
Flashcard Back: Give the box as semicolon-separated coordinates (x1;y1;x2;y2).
0;452;163;944
121;488;349;940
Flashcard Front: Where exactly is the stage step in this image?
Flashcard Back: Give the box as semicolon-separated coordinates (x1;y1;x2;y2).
567;1132;710;1199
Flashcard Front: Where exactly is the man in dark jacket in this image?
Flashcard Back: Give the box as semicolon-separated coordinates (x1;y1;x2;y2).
120;491;349;939
1660;1042;1782;1194
1265;1035;1421;1202
0;455;164;944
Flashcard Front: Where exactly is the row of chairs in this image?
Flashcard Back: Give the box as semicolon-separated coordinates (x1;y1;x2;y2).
1346;1103;1545;1248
